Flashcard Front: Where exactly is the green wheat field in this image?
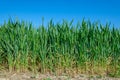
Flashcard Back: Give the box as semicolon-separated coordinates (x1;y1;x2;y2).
0;19;120;77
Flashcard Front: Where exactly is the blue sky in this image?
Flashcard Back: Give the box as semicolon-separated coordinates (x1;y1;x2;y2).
0;0;120;28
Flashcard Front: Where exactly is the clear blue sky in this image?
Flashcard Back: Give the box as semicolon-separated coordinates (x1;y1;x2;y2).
0;0;120;28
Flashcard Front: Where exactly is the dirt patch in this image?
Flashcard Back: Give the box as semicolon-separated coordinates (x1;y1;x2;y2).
0;71;120;80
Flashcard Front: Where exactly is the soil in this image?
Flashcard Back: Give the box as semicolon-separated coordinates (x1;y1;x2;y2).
0;71;120;80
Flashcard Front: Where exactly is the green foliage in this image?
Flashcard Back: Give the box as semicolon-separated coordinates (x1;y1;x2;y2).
0;19;120;76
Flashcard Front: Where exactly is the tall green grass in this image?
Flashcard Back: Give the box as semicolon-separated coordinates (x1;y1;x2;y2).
0;19;120;76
